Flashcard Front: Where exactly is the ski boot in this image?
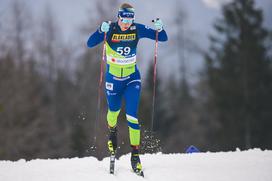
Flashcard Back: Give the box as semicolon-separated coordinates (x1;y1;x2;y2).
108;126;117;154
108;127;117;174
131;147;144;177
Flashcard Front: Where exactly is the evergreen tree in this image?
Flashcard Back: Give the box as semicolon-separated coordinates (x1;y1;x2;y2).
204;0;272;150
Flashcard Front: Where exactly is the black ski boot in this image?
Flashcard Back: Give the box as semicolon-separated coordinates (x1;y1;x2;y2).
108;127;117;154
131;147;144;177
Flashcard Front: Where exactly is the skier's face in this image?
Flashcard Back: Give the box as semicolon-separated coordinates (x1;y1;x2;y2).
118;17;133;31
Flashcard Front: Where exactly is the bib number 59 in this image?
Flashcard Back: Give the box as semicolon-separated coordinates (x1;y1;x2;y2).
117;47;131;55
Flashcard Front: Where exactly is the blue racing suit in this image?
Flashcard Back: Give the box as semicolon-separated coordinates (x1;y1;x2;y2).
87;22;168;146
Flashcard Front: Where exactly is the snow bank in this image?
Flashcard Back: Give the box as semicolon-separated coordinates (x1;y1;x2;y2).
0;149;272;181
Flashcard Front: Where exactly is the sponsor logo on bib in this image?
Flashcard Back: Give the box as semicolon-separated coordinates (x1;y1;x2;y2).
112;33;136;42
107;56;136;65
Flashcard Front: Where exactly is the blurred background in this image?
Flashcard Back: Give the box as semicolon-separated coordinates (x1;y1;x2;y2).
0;0;271;161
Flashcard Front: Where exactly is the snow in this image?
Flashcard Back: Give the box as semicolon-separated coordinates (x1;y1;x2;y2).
1;149;272;181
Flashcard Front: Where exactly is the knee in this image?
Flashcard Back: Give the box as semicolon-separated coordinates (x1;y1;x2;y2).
126;114;140;130
107;110;120;128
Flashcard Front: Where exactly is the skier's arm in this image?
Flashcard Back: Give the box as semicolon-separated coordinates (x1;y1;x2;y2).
136;23;168;42
87;29;105;48
87;21;111;48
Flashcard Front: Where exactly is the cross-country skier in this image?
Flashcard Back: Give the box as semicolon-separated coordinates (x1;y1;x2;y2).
87;3;168;175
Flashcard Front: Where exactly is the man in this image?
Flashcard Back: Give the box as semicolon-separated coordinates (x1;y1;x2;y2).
87;3;168;175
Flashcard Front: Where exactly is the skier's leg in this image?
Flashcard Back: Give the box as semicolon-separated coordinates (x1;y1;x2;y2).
124;80;141;147
107;110;119;153
105;74;123;153
124;79;144;175
107;109;120;128
105;73;124;127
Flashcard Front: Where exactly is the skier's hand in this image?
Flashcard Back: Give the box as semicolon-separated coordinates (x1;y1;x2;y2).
100;21;110;33
153;18;164;32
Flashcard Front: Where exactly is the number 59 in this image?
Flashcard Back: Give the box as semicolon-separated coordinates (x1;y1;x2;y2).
117;47;131;55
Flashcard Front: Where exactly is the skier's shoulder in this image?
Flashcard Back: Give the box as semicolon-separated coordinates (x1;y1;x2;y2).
109;21;118;29
134;23;151;30
134;23;153;38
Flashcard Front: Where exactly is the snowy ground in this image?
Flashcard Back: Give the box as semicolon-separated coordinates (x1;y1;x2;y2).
0;149;272;181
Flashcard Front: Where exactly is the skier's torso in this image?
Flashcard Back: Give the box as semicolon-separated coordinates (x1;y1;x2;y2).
87;21;168;78
106;22;139;77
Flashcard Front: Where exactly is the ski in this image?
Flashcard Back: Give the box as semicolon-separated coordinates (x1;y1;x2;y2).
109;153;115;174
133;170;144;177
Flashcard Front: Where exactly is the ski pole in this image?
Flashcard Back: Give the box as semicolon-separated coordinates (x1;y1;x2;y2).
92;31;107;150
151;19;159;132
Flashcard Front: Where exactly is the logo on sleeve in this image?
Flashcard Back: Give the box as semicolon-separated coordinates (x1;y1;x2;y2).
145;25;150;29
130;26;136;30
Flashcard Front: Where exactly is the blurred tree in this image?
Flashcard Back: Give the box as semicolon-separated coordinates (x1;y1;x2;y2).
158;0;206;153
0;1;76;160
34;4;74;157
0;53;59;160
8;0;33;65
204;0;272;150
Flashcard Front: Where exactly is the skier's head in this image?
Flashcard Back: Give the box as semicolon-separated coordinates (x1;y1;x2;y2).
118;3;135;31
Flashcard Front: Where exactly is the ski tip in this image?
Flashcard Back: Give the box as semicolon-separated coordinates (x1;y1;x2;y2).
109;154;115;175
134;170;144;177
